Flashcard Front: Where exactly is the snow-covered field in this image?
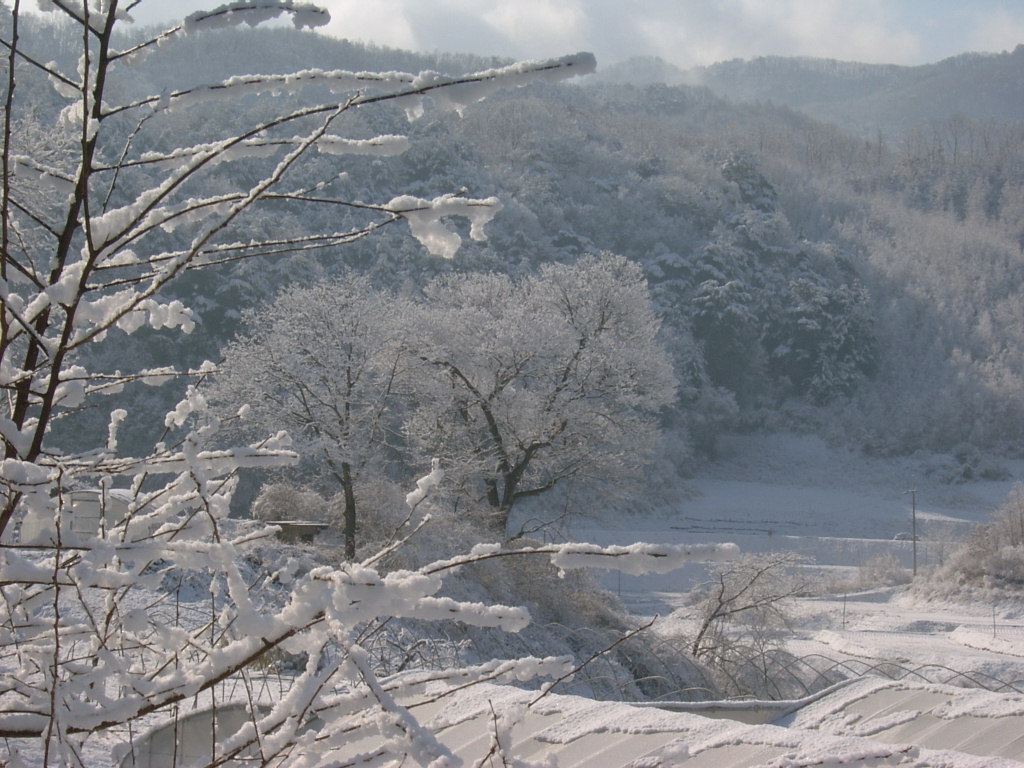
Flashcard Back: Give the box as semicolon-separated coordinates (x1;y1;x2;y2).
572;433;1024;692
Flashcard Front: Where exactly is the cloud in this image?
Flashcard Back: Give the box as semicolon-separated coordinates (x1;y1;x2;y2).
321;1;420;51
317;0;938;69
967;10;1024;55
139;1;1023;70
321;0;599;62
624;0;925;68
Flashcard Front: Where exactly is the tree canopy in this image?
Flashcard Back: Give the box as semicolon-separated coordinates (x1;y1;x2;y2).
407;254;677;536
209;254;677;541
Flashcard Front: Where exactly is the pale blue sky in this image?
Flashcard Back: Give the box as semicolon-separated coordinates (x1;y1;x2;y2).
132;1;1024;69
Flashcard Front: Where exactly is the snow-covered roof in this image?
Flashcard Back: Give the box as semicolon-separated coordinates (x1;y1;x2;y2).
406;676;1024;766
785;677;1024;764
124;674;1024;766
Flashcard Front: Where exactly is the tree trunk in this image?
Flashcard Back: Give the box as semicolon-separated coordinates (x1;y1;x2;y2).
341;462;357;560
483;477;514;541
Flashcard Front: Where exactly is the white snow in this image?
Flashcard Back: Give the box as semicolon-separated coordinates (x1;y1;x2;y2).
406;458;444;509
387;194;503;258
9;432;1024;766
181;1;330;35
567;432;1024;698
315;134;412;157
549;541;739;576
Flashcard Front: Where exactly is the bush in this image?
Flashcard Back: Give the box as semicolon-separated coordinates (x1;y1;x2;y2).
912;484;1024;599
857;553;912;589
252;482;333;524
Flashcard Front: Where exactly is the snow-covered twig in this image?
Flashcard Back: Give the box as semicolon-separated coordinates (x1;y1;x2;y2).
530;615;659;706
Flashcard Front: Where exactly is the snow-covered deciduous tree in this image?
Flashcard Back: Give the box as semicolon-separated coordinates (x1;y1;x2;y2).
685;552;807;698
206;275;411;559
688;552;806;660
210;254;676;544
406;254;678;537
0;2;620;764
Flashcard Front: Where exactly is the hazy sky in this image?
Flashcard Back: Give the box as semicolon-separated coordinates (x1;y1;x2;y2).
133;1;1024;70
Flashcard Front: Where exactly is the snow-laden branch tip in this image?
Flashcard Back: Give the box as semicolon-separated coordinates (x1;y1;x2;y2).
125;444;299;475
11;155;76;195
153;69;416;113
552;540;745;577
148;51;594;118
0;457;54;492
183;1;330;34
406;458;443;509
131;134;408;173
316;134;412;157
397;52;598;118
388;194;502;258
114;2;331;66
550;542;740;576
424;541;740;578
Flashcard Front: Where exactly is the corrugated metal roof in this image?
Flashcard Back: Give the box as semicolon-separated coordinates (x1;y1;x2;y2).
786;676;1024;763
125;675;1024;766
412;676;1024;766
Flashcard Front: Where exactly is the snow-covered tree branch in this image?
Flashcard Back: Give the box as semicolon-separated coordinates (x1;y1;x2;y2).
0;2;607;764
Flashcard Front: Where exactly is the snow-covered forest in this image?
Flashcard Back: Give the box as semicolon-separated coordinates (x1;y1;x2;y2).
27;16;1024;465
2;1;1024;766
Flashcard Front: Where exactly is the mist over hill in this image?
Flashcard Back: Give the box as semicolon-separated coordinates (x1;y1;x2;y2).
597;47;1024;136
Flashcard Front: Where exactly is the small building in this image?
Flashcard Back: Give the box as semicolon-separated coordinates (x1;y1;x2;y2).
266;520;329;543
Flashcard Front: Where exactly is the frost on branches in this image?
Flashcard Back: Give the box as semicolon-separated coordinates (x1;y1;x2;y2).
0;1;716;765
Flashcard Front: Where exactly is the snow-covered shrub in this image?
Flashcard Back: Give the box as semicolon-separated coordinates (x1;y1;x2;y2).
680;552;809;698
856;553;912;588
253;481;332;523
912;485;1024;601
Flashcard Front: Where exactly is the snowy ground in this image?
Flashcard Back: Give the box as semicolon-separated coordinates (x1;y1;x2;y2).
570;433;1024;692
23;432;1024;766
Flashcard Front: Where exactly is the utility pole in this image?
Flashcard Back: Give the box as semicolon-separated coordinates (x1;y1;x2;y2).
905;488;918;576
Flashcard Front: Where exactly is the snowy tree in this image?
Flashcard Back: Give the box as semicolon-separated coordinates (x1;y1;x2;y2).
689;155;876;407
762;273;876;402
209;255;677;543
686;552;807;699
205;275;412;559
406;254;678;537
0;2;621;764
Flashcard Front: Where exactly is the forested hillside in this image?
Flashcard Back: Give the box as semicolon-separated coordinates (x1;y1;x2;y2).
15;17;1024;468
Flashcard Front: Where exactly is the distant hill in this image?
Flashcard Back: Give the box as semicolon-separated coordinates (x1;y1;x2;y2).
595;47;1024;136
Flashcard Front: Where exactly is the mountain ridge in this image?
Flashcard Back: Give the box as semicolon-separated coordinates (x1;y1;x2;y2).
593;46;1024;135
